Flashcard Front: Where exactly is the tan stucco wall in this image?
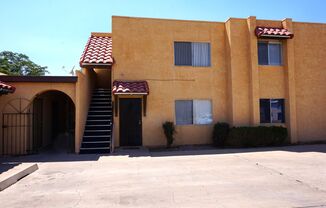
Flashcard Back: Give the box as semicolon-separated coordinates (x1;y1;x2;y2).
112;16;228;146
112;16;326;146
75;68;96;152
259;67;285;98
94;68;111;88
293;22;326;142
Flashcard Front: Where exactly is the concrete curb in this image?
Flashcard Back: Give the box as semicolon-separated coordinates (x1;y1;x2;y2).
0;163;38;191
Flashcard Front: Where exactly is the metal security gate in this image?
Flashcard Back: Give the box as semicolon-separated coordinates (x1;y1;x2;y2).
2;113;33;155
1;98;33;156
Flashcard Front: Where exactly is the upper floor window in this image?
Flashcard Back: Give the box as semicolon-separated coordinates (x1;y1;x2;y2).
260;99;285;123
258;42;282;66
174;42;211;67
175;100;213;125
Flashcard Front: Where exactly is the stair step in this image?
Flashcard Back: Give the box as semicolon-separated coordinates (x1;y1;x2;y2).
87;118;112;123
88;111;112;116
88;110;112;113
94;88;110;90
92;101;111;103
84;131;110;136
79;148;111;154
84;135;111;138
92;96;111;98
93;90;110;92
81;88;113;154
92;97;111;100
86;124;111;127
86;121;111;127
84;129;111;132
93;92;110;94
90;103;111;106
90;105;111;108
80;147;110;150
86;119;111;122
87;115;112;117
89;107;111;111
83;137;111;142
93;93;111;95
85;128;111;131
81;141;111;148
83;136;110;141
82;141;110;144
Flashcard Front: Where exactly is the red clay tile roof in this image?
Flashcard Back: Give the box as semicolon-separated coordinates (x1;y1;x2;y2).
255;27;294;39
79;33;113;67
0;81;15;95
112;80;149;95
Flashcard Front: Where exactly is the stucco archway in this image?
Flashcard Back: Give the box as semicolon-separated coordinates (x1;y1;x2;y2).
32;90;75;153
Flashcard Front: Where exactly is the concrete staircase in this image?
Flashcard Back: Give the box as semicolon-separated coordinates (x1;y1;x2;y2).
79;88;113;154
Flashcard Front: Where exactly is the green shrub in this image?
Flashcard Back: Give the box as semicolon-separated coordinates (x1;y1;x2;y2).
212;122;230;146
225;126;288;147
162;121;176;148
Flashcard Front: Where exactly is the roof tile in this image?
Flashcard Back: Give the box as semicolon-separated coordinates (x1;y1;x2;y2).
80;34;113;67
0;81;15;94
255;27;294;39
112;80;149;95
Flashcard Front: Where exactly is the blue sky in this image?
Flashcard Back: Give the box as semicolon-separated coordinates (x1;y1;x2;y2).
1;0;325;75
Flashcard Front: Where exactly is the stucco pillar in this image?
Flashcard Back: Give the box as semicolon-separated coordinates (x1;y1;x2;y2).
225;20;234;126
75;71;82;153
282;18;298;143
225;18;251;126
247;16;260;126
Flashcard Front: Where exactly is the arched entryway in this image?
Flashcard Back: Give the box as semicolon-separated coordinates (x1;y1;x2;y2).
32;90;75;153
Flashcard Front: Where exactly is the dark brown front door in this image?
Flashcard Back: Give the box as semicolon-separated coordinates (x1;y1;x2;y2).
119;98;142;146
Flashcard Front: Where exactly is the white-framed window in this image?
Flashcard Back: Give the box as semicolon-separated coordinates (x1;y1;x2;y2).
174;42;211;67
175;100;213;125
258;42;282;66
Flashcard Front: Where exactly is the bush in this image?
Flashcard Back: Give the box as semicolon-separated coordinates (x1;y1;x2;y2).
225;126;288;147
212;122;230;146
162;121;176;148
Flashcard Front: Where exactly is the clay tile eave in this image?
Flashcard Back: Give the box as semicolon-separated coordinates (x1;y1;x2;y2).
0;81;15;94
112;80;149;95
255;26;294;39
79;34;113;67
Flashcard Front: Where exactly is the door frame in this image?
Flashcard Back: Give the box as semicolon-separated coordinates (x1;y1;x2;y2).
119;98;143;146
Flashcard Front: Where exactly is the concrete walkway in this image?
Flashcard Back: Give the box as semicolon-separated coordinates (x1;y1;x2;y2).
0;144;326;207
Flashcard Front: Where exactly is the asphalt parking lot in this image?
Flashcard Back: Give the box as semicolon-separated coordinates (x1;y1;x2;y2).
0;144;326;208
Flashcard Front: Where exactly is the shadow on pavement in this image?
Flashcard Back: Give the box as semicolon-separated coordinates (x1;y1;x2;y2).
114;144;326;158
0;144;325;163
0;162;21;175
0;151;102;164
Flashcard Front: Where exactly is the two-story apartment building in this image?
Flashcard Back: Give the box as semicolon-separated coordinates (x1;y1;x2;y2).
1;16;325;155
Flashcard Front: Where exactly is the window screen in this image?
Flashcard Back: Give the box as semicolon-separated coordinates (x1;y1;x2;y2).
192;43;211;67
174;42;210;67
268;43;282;65
260;99;271;123
174;42;192;66
193;100;212;124
258;42;268;65
175;100;193;125
271;99;285;123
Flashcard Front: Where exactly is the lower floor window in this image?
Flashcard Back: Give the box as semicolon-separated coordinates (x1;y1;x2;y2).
175;100;213;125
260;99;285;123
